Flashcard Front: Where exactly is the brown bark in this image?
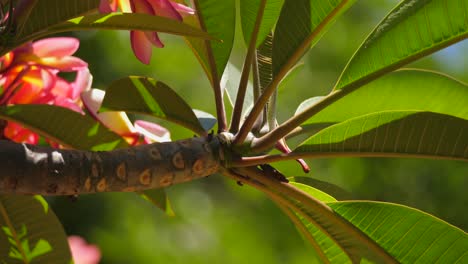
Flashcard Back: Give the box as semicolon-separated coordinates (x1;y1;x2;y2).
0;136;221;195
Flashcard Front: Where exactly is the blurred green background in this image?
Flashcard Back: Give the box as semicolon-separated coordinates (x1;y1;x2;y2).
49;1;467;263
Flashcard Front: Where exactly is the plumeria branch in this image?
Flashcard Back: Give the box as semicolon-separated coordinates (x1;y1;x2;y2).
0;136;220;195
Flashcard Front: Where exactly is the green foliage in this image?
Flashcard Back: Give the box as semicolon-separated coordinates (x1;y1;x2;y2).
335;0;468;90
240;0;284;47
296;111;468;160
300;69;468;126
185;0;236;81
17;0;100;41
0;0;466;263
0;105;128;151
272;0;356;77
139;189;175;217
0;195;71;263
329;201;468;263
101;76;216;135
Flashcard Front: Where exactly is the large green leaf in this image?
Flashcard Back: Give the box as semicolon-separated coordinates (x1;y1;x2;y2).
302;70;468;126
0;104;128;151
0;195;71;263
238;166;395;263
296;111;468;161
17;0;99;41
280;185;395;263
272;0;356;77
101;76;213;135
335;0;468;91
185;0;235;81
292;70;468;144
18;12;213;46
240;0;284;47
329;201;468;263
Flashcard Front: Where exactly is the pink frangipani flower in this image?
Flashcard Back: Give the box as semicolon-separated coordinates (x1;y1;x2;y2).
0;37;91;144
99;0;194;64
81;88;171;145
68;236;101;264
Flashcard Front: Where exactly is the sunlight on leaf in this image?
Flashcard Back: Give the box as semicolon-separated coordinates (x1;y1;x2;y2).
0;105;128;151
296;111;468;161
0;195;71;262
335;0;468;91
329;201;468;263
101;76;209;135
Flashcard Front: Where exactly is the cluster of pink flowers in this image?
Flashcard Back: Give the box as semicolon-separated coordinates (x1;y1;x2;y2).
0;1;196;261
0;37;90;143
0;36;170;145
99;0;194;64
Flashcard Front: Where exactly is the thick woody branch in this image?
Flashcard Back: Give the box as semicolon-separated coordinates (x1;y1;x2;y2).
0;137;221;195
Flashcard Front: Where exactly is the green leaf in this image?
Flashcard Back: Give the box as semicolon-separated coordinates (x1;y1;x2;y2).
240;0;284;47
140;189;175;217
222;62;254;114
17;0;100;42
288;177;352;200
302;70;468;127
0;105;128;151
186;0;235;81
296;111;468;161
292;69;468;144
329;201;468;263
278;63;304;93
289;182;337;203
335;0;468;91
279;186;395;263
257;33;274;94
101;76;209;135
193;109;217;132
272;0;356;77
19;12;213;45
0;195;71;262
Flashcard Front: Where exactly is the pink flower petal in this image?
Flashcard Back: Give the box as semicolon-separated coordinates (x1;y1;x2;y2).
32;37;80;57
81;89;136;135
71;68;92;99
39;56;88;72
99;0;119;13
170;2;195;15
68;236;101;264
130;0;155;14
55;97;84;113
148;0;182;20
130;30;153;64
144;32;164;48
134;119;171;142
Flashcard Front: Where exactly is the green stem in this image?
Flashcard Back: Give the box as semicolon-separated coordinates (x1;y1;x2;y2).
234;0;352;146
230;0;267;133
193;0;227;132
0;201;30;263
230;151;468;168
250;89;346;152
